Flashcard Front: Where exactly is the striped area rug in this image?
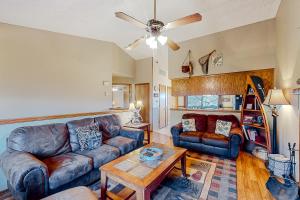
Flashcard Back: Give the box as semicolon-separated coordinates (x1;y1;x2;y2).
187;152;237;200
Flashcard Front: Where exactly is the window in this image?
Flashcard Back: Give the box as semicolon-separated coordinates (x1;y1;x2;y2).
112;84;131;108
187;95;219;109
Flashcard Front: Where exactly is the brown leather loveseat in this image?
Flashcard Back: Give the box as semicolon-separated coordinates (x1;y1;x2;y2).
171;113;244;159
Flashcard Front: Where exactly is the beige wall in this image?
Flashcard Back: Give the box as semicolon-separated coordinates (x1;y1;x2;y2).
168;19;276;79
276;0;300;180
135;57;153;84
112;45;135;78
0;22;134;119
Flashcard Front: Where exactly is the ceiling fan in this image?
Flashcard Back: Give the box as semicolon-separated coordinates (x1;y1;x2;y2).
115;0;202;51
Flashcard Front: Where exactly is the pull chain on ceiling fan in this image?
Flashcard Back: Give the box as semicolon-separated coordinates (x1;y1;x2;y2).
115;0;202;51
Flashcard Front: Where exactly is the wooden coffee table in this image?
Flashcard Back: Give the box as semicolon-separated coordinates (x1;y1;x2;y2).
100;143;187;200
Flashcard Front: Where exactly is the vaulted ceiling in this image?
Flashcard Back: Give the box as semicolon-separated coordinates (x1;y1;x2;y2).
0;0;281;59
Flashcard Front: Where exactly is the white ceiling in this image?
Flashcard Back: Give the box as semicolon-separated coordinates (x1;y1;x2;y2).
0;0;281;60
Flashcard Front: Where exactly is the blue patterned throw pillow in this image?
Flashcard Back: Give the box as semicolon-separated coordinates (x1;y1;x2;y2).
215;120;232;137
182;119;196;132
75;123;102;151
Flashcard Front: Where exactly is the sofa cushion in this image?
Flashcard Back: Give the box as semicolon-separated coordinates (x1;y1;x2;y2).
207;115;240;133
182;113;207;132
215;120;232;137
75;144;120;168
43;153;93;190
8;123;71;158
182;119;196;132
67;118;95;152
180;131;204;143
95;115;121;140
76;123;102;151
103;136;137;155
201;133;229;148
42;186;98;200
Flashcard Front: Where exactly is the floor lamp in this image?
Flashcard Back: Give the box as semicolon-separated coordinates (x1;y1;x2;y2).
263;89;289;154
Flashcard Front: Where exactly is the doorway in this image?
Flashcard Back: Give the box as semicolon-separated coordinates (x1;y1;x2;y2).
135;83;150;123
159;84;167;129
167;86;172;125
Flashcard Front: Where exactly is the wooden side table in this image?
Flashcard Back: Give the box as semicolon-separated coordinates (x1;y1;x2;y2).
124;123;151;144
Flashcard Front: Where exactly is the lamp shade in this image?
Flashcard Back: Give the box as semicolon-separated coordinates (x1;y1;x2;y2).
136;100;143;108
129;103;135;110
263;89;289;105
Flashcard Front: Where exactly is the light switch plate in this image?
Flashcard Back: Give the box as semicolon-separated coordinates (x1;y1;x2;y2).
103;81;111;86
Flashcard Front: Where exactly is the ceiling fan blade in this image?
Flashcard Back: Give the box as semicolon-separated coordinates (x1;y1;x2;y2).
125;36;145;50
115;12;147;29
165;13;202;30
167;39;180;51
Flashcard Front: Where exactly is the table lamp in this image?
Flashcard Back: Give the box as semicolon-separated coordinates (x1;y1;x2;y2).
263;89;289;153
129;101;143;124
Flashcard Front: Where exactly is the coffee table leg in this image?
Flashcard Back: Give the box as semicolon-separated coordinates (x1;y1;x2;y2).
136;189;151;200
101;171;108;200
181;153;187;177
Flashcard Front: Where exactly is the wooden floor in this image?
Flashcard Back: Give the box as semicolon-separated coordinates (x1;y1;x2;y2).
151;132;274;200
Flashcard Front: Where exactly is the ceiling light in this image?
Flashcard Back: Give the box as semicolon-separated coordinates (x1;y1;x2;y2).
149;40;157;49
158;35;168;45
146;36;155;46
146;36;158;49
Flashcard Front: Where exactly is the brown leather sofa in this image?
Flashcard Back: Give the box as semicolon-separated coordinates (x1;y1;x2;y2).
171;113;244;159
0;114;144;200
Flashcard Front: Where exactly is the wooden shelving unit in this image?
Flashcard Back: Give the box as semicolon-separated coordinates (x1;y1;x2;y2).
241;76;271;152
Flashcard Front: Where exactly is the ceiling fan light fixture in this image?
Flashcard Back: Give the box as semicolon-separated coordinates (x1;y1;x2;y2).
146;36;155;46
158;35;168;45
115;0;202;51
149;40;158;49
146;36;157;49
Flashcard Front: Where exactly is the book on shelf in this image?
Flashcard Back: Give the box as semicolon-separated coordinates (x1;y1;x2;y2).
247;129;258;141
253;98;261;110
243;115;254;124
242;125;249;140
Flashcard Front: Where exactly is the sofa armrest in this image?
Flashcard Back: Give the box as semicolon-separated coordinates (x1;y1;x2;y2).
229;128;244;144
120;127;144;147
170;123;183;146
228;128;243;159
0;150;48;199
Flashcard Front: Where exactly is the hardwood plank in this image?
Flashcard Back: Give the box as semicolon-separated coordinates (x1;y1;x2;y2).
236;151;273;200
